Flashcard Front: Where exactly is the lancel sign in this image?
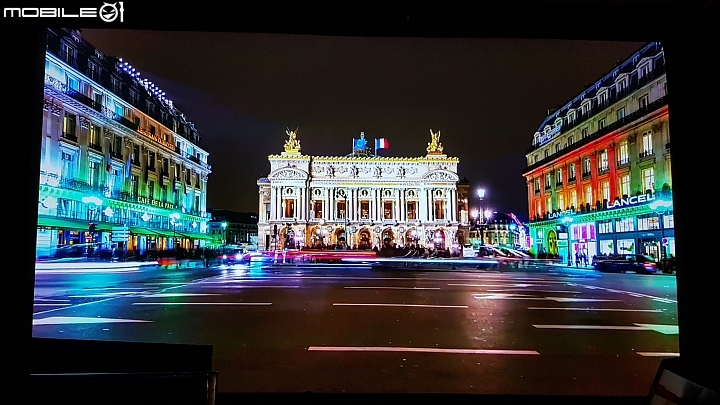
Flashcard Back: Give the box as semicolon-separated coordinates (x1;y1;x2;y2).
547;193;657;220
609;193;656;209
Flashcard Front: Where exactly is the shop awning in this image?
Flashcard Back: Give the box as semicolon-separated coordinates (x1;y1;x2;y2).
174;231;213;241
38;215;90;231
130;227;162;236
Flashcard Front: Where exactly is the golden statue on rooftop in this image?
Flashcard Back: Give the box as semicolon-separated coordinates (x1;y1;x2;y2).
427;129;444;155
284;127;301;155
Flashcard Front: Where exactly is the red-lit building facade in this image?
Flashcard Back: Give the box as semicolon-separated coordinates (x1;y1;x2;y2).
523;42;672;264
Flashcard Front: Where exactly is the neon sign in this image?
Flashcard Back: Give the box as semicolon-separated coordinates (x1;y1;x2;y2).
609;193;656;209
548;209;576;220
137;196;175;210
533;126;561;146
137;127;175;150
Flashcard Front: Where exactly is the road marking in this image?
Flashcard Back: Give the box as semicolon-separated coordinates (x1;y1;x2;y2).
31;296;124;316
527;307;663;312
474;293;546;300
533;325;649;331
33;303;72;306
307;346;539;355
131;302;272;306
199;285;301;288
637;352;680;357
572;283;677;303
533;324;678;334
488;289;581;294
68;292;138;298
33;298;71;301
633;323;679;334
449;283;541;288
333;303;468;308
344;286;441;290
547;297;621;302
140;293;222;297
33;316;152;325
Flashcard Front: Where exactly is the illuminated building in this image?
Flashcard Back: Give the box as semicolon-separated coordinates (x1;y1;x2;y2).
207;210;259;249
469;212;528;250
257;130;463;250
36;28;212;259
523;41;672;264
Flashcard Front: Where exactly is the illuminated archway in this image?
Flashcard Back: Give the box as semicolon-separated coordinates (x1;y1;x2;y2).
357;227;372;250
381;228;395;247
433;228;447;249
547;230;558;255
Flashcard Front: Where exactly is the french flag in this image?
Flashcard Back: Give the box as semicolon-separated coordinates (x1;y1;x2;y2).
375;138;389;150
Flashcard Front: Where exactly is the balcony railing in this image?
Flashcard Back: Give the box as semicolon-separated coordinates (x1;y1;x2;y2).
568;176;576;184
530;189;673;223
555;181;564;187
147;166;156;173
544;185;552;191
88;143;103;153
61;132;77;143
534;189;541;195
45;74;139;133
131;159;140;167
111;150;123;160
617;157;630;167
639;149;654;159
162;170;169;178
598;166;610;175
581;172;592;181
524;93;668;173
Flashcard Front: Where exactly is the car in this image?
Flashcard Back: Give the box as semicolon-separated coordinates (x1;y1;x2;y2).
594;254;658;274
219;249;244;264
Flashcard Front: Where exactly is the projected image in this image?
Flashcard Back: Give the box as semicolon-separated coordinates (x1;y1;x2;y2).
33;28;678;395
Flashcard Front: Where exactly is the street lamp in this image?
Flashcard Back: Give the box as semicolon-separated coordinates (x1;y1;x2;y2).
169;212;181;253
477;189;486;225
222;221;228;250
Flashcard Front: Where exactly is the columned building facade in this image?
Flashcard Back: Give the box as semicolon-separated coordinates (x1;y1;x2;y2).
36;28;212;259
523;41;672;264
257;130;462;251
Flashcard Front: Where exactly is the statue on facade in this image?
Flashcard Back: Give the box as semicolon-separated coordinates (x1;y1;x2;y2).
284;127;301;154
374;166;382;178
327;165;335;178
350;165;359;178
397;166;405;178
427;129;444;155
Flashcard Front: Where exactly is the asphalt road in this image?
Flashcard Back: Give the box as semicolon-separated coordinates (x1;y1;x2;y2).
32;263;678;395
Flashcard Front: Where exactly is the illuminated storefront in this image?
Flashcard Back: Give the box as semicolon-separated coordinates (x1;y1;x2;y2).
523;41;673;263
36;29;212;259
529;192;674;262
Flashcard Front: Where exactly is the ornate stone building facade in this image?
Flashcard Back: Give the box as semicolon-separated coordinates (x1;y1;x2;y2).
257;130;462;251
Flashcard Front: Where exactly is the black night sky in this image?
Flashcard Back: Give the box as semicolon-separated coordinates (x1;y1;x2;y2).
78;30;644;222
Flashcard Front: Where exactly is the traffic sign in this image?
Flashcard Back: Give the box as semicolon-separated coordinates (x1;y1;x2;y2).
662;237;668;246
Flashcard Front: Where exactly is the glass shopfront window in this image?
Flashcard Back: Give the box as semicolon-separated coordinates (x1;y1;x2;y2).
638;214;660;230
599;240;614;255
617;239;635;254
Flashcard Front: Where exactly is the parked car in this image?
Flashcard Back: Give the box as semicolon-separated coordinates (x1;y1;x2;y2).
593;254;658;274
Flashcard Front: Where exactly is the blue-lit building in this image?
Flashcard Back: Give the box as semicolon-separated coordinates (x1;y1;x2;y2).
36;28;213;259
